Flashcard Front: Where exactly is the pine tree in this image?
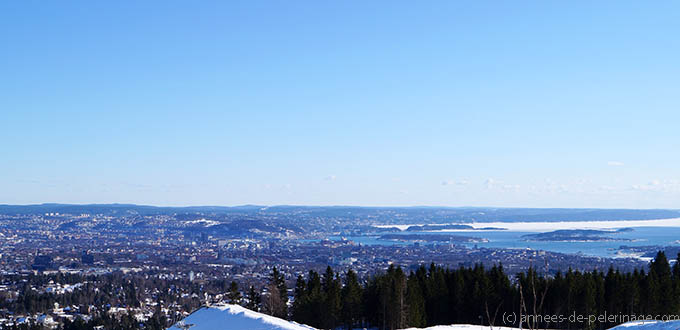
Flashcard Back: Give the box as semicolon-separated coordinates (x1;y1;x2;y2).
581;274;597;330
305;270;325;328
425;263;449;325
269;267;288;319
673;252;680;314
405;273;426;327
245;285;261;312
322;266;342;329
485;264;509;328
341;269;363;330
292;275;309;325
650;251;674;314
227;281;242;305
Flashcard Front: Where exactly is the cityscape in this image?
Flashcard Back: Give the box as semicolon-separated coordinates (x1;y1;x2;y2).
1;205;678;329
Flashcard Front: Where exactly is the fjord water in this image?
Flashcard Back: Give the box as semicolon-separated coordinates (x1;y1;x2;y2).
337;226;680;258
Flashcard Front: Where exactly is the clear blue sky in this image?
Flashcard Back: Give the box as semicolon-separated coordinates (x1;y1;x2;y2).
2;1;679;208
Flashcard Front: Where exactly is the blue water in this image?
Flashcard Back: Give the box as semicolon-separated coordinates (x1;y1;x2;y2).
333;227;680;258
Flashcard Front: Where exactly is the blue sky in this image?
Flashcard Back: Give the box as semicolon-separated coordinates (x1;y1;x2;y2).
2;1;679;208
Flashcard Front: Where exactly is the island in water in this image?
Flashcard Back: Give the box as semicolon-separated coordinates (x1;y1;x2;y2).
522;228;634;242
405;224;506;231
379;233;488;243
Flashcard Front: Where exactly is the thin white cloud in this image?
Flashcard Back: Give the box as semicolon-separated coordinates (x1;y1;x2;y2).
442;179;468;186
324;175;337;181
631;179;680;192
502;184;521;192
598;185;616;192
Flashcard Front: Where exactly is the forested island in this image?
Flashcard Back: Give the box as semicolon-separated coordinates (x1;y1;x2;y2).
405;224;506;231
379;234;488;243
522;228;634;242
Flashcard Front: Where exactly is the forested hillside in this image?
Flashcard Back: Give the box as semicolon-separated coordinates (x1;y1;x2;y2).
258;251;680;330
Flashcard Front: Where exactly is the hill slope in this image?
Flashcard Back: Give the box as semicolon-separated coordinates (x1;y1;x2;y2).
609;320;680;329
167;304;680;330
166;304;315;330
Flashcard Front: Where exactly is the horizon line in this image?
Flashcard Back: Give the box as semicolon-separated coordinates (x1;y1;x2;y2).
1;202;678;211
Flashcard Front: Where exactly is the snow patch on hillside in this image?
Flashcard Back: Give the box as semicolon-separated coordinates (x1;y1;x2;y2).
166;303;315;330
167;303;680;330
184;218;219;227
609;320;680;329
402;325;520;330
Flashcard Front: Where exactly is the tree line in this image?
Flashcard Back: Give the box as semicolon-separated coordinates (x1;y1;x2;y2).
242;251;680;330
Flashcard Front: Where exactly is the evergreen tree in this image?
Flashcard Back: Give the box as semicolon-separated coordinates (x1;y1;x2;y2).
424;263;449;325
673;252;680;314
292;275;310;325
405;272;426;327
650;251;674;314
245;285;261;312
322;266;342;329
227;281;242;305
341;269;363;330
307;270;326;328
269;267;288;319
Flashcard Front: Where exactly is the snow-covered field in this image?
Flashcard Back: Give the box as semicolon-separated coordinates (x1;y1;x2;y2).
166;304;314;330
609;320;680;329
166;303;680;330
402;325;521;330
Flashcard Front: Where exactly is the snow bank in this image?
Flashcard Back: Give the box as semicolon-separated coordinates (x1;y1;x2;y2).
402;325;520;330
167;304;680;330
609;320;680;329
166;303;315;330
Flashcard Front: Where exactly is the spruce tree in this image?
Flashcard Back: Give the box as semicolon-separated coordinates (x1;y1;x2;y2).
673;253;680;314
270;267;288;318
227;281;242;305
650;251;674;314
341;269;363;330
322;266;342;329
292;275;309;325
245;285;261;312
405;273;426;327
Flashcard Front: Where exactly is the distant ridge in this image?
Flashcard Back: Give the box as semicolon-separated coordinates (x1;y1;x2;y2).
0;203;679;222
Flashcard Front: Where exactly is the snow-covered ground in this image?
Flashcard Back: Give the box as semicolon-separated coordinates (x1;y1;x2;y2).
609;320;680;329
165;304;522;330
412;322;680;330
402;325;520;330
409;321;680;330
166;303;680;330
166;304;315;330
